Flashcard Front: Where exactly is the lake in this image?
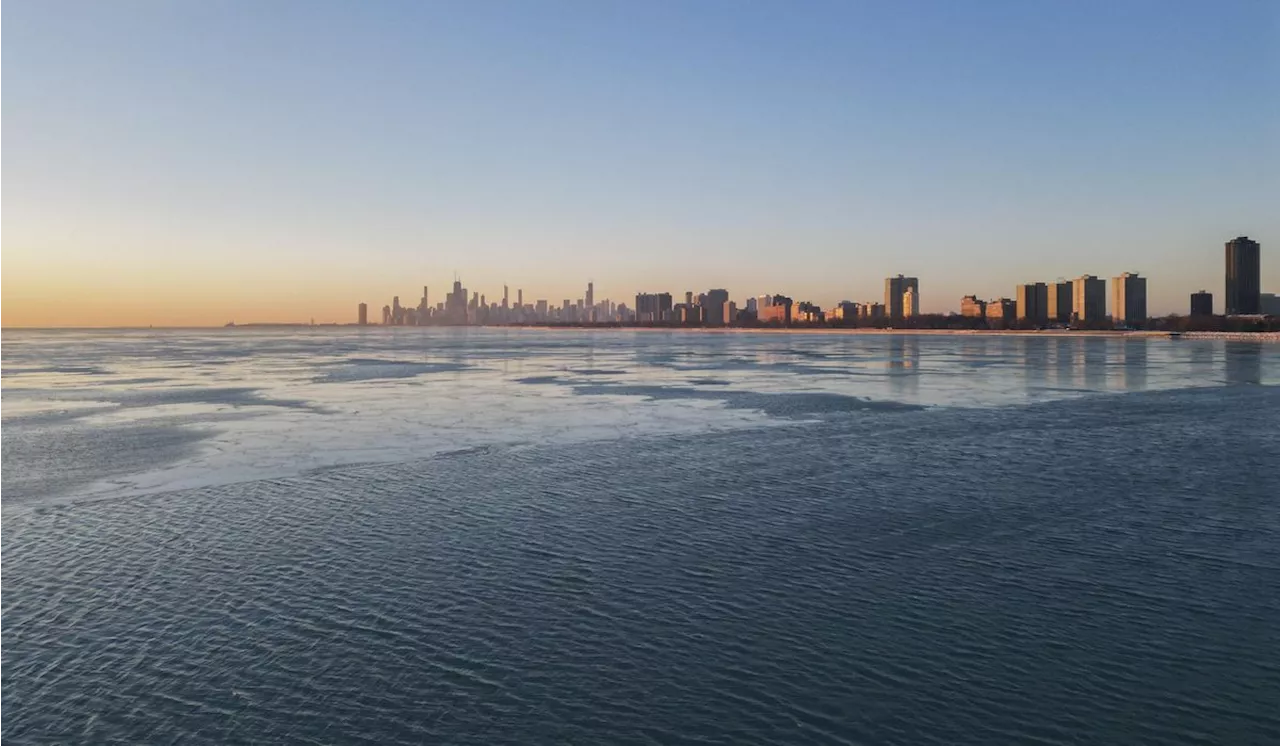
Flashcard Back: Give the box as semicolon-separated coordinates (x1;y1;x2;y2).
3;329;1278;744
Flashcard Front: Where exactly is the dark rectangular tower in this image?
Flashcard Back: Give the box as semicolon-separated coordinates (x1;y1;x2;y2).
1225;236;1261;315
1190;291;1213;316
1015;282;1048;324
1047;281;1073;323
884;275;919;321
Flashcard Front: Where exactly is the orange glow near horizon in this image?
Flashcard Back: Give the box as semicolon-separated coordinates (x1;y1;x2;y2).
2;262;370;328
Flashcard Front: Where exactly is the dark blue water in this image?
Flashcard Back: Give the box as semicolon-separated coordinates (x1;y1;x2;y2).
4;332;1280;744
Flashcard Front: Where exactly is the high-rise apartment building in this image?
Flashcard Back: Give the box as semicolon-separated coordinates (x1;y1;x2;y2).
634;293;673;322
985;298;1016;328
794;301;824;323
832;301;859;321
1111;272;1147;327
960;295;986;318
704;288;730;325
1015;282;1048;324
676;304;702;325
759;295;793;325
1047;281;1072;323
1225;236;1261;315
902;287;918;318
884;275;919;320
859;302;885;320
1071;275;1107;323
1190;291;1213;316
358;303;368;325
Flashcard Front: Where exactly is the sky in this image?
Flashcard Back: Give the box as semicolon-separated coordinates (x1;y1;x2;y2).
3;0;1278;326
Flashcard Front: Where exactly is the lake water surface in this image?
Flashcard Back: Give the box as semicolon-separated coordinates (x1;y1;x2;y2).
4;329;1279;744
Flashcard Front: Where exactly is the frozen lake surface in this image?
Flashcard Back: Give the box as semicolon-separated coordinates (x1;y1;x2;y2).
4;329;1279;744
4;328;1274;505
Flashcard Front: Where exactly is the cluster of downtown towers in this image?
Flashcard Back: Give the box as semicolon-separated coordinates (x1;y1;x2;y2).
358;237;1267;327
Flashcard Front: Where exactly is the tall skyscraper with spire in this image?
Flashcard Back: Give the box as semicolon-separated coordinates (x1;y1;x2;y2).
446;279;467;324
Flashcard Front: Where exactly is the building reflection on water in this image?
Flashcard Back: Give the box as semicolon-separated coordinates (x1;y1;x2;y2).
1224;342;1262;385
887;335;920;398
1187;341;1215;379
1021;337;1049;393
1051;337;1076;389
1121;339;1148;391
1078;337;1108;390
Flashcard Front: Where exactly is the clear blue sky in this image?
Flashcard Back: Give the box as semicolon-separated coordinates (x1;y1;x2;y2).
4;0;1277;324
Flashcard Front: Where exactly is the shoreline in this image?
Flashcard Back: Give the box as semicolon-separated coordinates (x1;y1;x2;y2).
497;327;1280;342
4;326;1277;342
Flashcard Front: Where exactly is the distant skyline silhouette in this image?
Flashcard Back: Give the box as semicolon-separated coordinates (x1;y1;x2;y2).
4;1;1277;326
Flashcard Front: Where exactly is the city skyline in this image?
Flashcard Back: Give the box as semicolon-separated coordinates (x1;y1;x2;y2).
5;230;1275;326
4;1;1278;326
4;233;1273;327
352;236;1267;329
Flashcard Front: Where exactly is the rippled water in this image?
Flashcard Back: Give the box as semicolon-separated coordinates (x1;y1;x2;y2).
4;329;1279;744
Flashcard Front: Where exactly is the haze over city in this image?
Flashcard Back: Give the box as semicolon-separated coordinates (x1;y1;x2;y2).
4;0;1277;326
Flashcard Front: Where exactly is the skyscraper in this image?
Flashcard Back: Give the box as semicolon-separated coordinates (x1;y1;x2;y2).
1071;275;1106;323
1225;236;1261;315
634;293;673;322
585;282;594;312
358;303;368;326
884;275;919;321
446;279;468;324
503;285;509;309
1047;281;1073;323
1111;272;1147;327
704;288;730;325
1015;282;1048;324
392;296;402;326
902;287;918;318
1190;291;1213;316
